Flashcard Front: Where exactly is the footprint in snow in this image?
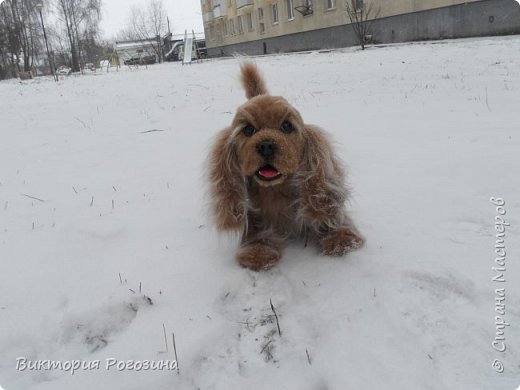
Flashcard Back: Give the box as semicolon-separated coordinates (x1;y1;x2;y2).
59;295;152;352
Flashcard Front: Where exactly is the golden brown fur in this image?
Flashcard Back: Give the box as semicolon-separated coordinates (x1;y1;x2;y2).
208;62;364;271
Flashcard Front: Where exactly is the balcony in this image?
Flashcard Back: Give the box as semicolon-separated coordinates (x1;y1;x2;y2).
203;11;214;22
213;4;227;18
236;0;254;9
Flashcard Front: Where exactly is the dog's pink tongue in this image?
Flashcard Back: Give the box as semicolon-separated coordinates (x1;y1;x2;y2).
259;167;279;178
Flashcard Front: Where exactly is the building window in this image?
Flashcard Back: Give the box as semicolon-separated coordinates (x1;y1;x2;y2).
326;0;335;9
286;0;294;20
354;0;363;10
247;13;254;32
223;19;229;36
271;3;279;24
237;15;244;34
216;23;222;40
229;19;235;35
258;7;265;33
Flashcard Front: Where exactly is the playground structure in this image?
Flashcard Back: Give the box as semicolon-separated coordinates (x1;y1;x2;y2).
98;53;120;72
181;30;205;65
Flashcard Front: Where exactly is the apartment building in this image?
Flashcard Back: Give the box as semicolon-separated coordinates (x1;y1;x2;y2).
200;0;520;56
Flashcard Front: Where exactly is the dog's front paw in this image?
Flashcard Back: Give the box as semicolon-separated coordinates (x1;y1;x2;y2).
237;242;281;271
320;227;364;256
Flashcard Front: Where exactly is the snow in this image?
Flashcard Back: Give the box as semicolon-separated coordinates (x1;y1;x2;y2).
1;36;519;390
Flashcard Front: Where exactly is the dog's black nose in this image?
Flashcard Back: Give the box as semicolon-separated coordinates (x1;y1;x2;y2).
256;140;276;158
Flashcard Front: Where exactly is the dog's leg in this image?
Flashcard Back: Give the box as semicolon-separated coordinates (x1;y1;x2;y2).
299;125;364;257
318;225;364;257
301;185;365;256
237;215;282;271
301;178;363;255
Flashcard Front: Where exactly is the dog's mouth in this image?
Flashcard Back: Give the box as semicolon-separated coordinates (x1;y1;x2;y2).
256;165;282;181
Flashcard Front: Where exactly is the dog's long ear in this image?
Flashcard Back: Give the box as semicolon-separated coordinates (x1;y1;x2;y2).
240;62;268;99
208;127;247;232
299;125;349;228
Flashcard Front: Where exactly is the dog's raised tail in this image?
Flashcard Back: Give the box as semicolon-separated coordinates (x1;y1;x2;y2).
240;62;268;99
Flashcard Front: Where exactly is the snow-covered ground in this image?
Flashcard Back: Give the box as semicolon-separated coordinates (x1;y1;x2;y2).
1;36;519;390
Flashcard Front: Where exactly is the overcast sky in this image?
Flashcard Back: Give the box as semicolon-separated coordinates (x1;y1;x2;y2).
100;0;204;39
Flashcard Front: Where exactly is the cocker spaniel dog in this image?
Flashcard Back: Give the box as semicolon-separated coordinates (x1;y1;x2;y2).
208;63;363;271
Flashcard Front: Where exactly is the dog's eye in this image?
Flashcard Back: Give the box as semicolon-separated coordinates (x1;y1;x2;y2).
242;124;256;137
280;121;294;134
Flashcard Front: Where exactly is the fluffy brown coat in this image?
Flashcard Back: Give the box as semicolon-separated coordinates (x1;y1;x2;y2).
208;63;363;270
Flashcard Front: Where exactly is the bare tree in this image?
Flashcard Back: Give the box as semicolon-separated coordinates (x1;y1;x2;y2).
0;2;19;79
74;0;101;66
0;0;42;76
0;0;101;79
56;0;78;70
345;0;379;50
124;0;167;62
55;0;101;72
